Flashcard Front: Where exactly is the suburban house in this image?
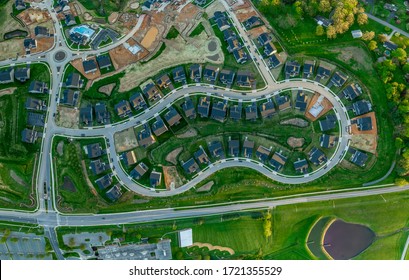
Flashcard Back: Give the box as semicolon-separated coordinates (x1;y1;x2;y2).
79;106;93;125
270;152;287;172
83;59;98;74
150;171;162;187
236;71;254;88
319;114;337;131
151;117;168;136
308;95;325;118
315;64;331;81
233;49;248;64
181;97;196;119
351;30;363;39
137;124;156;148
172;66;187;84
24;38;37;50
197;96;211;118
227;37;242;53
214;11;230;31
96;55;112;70
114;100;132;118
263;41;277;56
295;91;309;112
330;71;348;87
194;146;210;165
355;116;373;131
142;83;161;102
383;41;398;51
228;139;240;157
230;103;242;121
65;73;83;89
259;99;276;118
28;80;48;94
257;33;272;46
164;106;182;127
256;146;271;162
349;148;368;167
15;0;27;11
21;128;39;143
130;162;149;179
268;54;281;69
275;94;291;111
15;66;31;82
95;102;110;124
219;69;235;86
320;134;338;149
181;158;200;175
95;174;113;190
303;60;315;78
189;64;202;82
203;65;220;84
343;83;362;100
129;93;147;110
121;150;137;167
245;102;258;121
211;100;228;122
243;140;254;158
27;112;45;127
294;158;309;173
223;29;236;41
208;141;225;159
156;73;173;89
85;143;104;159
308;147;327;166
65;14;76;26
0;68;14;84
34;26;49;38
243;16;262;29
285;61;301;79
25;97;46;111
315;15;333;27
90;159;109;175
60;89;79;107
352;100;372;116
106;184;122;202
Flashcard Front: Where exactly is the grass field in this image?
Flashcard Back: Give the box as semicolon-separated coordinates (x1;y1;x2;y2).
189;23;205;37
55;189;409;259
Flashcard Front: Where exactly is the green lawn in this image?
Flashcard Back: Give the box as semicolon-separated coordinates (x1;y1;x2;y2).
189;23;205;37
166;26;180;40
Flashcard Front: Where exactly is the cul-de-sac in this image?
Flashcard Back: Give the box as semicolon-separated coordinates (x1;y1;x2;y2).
0;0;408;260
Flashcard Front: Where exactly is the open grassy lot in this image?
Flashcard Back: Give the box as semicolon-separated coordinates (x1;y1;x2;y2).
52;136;111;213
56;189;409;259
76;0;129;17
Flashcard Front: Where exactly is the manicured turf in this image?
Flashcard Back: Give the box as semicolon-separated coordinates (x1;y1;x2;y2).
189;23;206;37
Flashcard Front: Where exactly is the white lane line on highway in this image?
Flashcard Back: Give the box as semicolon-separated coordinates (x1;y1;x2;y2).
154;113;159;117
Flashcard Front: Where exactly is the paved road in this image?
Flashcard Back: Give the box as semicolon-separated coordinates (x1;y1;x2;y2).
401;234;409;260
366;13;409;38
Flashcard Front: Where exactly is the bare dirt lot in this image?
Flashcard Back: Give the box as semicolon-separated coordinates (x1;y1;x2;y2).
18;8;51;26
114;128;138;153
119;32;223;92
305;93;333;121
0;88;16;98
287;137;305;148
71;58;102;81
165;147;183;165
190;242;235;255
163;166;183;190
109;38;149;70
176;128;197;138
280;118;309;127
0;39;25;61
350;112;378;136
350;134;377;154
98;83;116;96
247;25;268;39
56;106;79;129
141;26;159;49
196;181;214;192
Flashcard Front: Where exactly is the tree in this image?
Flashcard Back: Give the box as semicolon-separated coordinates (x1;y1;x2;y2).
263;211;272;239
402;63;409;74
361;31;375;41
392;48;408;63
357;13;368;25
316;25;324;36
395;177;408;186
318;0;331;13
326;25;337;39
368;40;377;51
378;34;388;43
